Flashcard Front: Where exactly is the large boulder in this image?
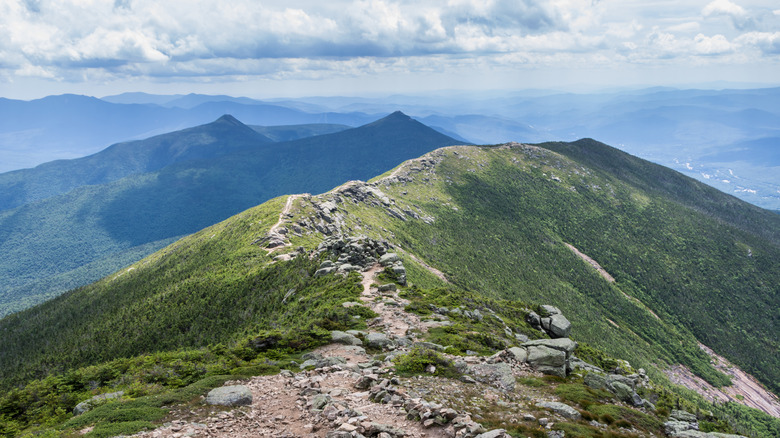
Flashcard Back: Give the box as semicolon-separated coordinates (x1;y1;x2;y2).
379;253;400;266
547;314;571;338
468;362;515;391
331;330;362;346
522;338;577;354
525;345;566;377
206;385;253;406
365;332;395;349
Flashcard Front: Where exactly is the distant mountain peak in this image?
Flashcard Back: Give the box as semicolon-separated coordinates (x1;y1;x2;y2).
386;110;411;120
215;114;244;126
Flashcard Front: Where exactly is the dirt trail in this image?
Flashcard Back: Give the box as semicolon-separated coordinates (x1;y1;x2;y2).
358;264;423;339
396;248;450;284
270;194;305;235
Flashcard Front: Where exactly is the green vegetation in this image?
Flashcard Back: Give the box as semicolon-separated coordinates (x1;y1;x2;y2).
371;144;778;394
393;346;460;378
0;112;460;316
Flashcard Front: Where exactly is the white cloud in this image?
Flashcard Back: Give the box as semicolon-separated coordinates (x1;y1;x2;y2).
736;31;780;54
694;33;733;54
702;0;754;29
0;0;777;91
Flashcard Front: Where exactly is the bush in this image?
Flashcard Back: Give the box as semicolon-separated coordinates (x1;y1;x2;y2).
394;347;460;378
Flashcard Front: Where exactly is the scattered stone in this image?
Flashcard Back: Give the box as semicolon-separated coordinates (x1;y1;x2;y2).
378;283;397;292
537;402;582;420
205;385;252;407
379;253;401;266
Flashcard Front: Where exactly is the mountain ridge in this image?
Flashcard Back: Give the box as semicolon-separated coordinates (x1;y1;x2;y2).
0;112;462;316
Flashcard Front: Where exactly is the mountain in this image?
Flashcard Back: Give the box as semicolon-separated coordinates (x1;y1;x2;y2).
0;115;272;211
249;123;351;142
0;95;377;173
1;140;778;438
0;112;462;316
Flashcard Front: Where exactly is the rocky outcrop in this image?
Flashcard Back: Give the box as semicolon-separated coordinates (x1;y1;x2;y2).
502;338;578;378
526;305;572;339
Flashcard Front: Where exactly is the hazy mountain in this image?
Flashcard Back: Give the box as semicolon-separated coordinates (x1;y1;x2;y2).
0;115;272;211
0;112;462;316
0;95;377;173
1;140;778;437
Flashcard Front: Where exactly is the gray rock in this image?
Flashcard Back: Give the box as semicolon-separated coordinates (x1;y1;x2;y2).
607;374;636;391
584;372;608;391
314;267;337;277
331;330;362;346
527;311;541;327
547;431;565;438
548;314;572;338
320;260;335;268
379;253;400;266
365;332;395;349
507;346;528;362
414;341;446;351
665;420;697;436
537;401;582;420
671;410;698;423
469;362;515;390
206;385;253;407
526;345;566;377
73;391;125;415
475;430;509;438
378;283;397;292
522;338;577;354
515;333;530;342
611;381;634;403
541;317;552;331
541;305;561;315
631;393;644;407
309;394;331;411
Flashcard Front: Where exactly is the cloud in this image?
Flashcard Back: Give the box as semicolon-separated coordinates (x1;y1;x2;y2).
0;0;776;87
736;31;780;54
702;0;754;30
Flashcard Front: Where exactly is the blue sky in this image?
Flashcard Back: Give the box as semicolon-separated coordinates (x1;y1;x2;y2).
1;0;779;99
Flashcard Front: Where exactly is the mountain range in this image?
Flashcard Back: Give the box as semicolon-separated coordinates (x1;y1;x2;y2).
0;138;778;438
2;88;778;210
0;112;462;316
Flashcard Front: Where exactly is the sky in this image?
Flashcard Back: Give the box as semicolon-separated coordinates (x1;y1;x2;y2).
1;0;779;99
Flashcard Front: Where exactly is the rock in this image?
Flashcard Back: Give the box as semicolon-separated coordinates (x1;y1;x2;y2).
308;394;331;411
541;317;552;331
515;333;530;342
537;401;582;420
611;381;634;403
414;341;446;351
631;393;644;407
547;431;565;438
475;429;510;438
379;253;400;266
665;420;697;436
607;374;636;391
584;373;608;391
73;391;125;415
507;346;528;362
366;332;395;349
315;267;337;277
205;385;253;407
525;345;566;377
670;410;698;423
541;305;561;315
326;432;353;438
548;314;572;338
469;362;515;391
378;283;397;292
527;311;541;327
331;330;362;346
320;260;335;268
522;338;577;354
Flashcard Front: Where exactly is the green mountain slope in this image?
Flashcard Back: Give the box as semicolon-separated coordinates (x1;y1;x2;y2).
0;115;272;212
0;112;462;316
1;142;779;437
